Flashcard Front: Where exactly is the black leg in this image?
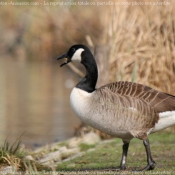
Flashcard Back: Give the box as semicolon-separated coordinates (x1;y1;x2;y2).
119;141;130;170
136;138;156;171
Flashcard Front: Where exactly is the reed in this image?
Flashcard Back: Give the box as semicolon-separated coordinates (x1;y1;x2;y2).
104;2;175;94
0;4;103;60
1;1;174;93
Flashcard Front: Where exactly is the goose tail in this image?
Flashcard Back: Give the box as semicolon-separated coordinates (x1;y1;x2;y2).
151;111;175;133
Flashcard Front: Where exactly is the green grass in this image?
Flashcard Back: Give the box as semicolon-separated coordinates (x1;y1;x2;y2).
0;139;26;165
0;139;52;172
79;143;96;152
1;132;174;174
57;132;175;174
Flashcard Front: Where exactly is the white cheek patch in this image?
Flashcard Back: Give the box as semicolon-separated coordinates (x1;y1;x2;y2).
72;48;84;62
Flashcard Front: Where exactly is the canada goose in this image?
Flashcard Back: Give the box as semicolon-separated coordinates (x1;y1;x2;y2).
57;44;175;171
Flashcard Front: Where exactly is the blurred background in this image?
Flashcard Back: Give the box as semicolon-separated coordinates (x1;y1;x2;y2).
0;0;175;149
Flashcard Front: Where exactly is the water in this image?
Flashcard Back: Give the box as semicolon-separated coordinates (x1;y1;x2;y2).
0;59;80;148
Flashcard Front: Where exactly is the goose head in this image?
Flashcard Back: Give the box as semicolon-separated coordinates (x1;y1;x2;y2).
57;44;96;67
57;44;98;92
57;44;94;67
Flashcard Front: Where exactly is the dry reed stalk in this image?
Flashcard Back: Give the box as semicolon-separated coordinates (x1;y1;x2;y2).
103;2;175;95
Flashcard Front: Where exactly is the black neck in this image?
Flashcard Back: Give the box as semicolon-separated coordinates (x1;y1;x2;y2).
76;52;98;93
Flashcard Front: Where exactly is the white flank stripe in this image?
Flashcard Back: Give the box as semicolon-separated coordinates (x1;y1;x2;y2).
151;111;175;133
159;111;175;118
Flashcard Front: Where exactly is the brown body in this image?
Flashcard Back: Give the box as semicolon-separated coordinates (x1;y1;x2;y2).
97;81;175;139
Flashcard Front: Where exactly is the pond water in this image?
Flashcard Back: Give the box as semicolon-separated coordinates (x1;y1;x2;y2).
0;59;80;149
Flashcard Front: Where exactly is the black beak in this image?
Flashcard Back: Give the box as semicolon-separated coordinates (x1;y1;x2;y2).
57;53;71;67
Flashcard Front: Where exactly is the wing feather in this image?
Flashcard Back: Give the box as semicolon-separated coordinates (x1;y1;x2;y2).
94;81;175;139
99;81;175;113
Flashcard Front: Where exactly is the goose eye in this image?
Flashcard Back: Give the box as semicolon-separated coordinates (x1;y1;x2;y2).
72;48;76;52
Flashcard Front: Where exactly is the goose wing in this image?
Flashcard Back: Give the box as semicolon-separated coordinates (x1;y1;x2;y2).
94;81;175;139
99;81;175;113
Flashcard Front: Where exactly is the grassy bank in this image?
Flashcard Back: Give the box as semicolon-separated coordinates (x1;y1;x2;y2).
1;131;174;174
56;132;175;174
0;139;52;172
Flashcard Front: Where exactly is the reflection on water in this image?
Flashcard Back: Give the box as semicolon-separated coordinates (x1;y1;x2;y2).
0;59;80;148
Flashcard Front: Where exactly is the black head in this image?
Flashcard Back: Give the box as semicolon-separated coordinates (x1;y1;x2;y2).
57;44;98;92
57;44;91;67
